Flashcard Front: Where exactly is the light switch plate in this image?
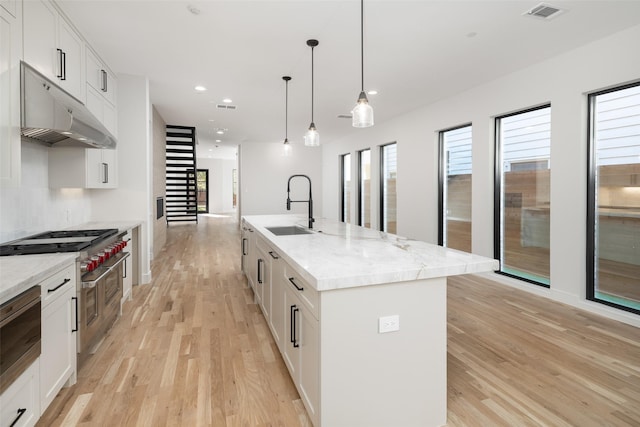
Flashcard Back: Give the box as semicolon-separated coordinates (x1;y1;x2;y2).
379;315;400;333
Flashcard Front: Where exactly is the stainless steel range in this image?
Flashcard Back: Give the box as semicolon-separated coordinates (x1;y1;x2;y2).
0;228;129;367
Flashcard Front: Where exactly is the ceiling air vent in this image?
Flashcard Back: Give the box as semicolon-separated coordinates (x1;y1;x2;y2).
523;3;565;20
216;104;237;110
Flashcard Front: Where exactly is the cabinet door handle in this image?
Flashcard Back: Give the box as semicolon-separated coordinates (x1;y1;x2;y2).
242;238;248;255
102;162;108;183
10;408;27;427
257;259;264;284
72;297;78;333
288;277;303;291
61;50;67;80
57;48;64;78
47;277;71;293
290;305;296;344
292;306;299;348
123;258;127;278
268;251;279;259
101;69;107;92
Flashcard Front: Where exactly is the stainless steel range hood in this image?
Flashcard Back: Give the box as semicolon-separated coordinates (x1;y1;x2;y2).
20;62;116;149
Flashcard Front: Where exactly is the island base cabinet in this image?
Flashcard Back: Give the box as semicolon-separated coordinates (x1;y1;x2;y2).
319;278;448;427
283;284;319;426
0;359;40;427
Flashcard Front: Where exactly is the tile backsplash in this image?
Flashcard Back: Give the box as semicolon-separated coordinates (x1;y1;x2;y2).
0;141;91;243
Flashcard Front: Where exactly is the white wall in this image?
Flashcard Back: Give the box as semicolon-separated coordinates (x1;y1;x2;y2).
0;141;91;242
322;25;640;327
90;74;152;283
240;142;322;218
197;157;237;213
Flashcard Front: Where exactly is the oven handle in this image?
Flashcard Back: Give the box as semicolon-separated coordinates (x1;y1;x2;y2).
71;296;78;332
81;252;130;289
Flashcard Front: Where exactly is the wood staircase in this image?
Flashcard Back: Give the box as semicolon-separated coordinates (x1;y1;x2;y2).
166;125;198;224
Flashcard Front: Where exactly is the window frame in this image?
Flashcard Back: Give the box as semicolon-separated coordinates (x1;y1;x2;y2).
586;81;640;315
494;104;551;287
379;142;397;232
357;148;371;227
340;153;351;223
438;123;472;247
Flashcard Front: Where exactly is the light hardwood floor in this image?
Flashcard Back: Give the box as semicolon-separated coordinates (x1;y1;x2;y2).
38;215;640;426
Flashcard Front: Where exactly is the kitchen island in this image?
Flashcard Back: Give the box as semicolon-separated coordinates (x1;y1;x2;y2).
241;215;498;427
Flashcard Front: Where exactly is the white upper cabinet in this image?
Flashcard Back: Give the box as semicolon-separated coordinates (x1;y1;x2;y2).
49;146;118;189
85;48;117;136
23;0;84;101
86;48;116;105
0;4;21;188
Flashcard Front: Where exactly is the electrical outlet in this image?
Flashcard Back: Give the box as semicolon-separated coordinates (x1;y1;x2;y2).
378;315;400;333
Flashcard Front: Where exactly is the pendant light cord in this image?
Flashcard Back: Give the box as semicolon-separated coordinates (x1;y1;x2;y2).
360;0;364;93
311;45;315;122
285;79;289;139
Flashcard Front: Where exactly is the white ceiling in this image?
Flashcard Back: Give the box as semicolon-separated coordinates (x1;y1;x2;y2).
57;1;640;159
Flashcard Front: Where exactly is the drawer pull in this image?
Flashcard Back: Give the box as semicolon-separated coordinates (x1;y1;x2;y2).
48;277;71;293
268;251;279;259
10;408;27;427
289;277;303;291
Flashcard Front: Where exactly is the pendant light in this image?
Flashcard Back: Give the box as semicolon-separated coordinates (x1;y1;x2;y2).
304;39;320;146
282;76;292;156
352;0;374;128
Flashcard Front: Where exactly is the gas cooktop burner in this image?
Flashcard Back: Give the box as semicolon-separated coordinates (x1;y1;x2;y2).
0;228;119;256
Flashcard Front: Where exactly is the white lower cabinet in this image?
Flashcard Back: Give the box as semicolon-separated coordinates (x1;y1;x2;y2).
0;359;40;427
283;272;319;426
40;263;77;413
268;251;285;352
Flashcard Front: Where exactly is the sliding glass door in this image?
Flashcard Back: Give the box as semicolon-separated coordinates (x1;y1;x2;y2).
439;125;472;252
380;143;397;233
588;83;640;314
358;149;371;227
495;106;551;286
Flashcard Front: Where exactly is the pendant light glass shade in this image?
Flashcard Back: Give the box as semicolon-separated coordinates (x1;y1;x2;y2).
352;0;373;128
352;91;374;127
305;39;320;146
282;76;293;156
283;138;292;156
304;123;319;147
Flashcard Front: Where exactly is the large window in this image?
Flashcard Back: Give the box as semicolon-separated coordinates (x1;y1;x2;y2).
197;169;209;213
588;83;640;314
495;105;551;286
358;149;371;227
380;143;397;233
439;125;472;252
340;153;351;223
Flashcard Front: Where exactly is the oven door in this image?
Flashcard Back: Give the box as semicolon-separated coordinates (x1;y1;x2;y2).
0;286;41;394
78;252;129;363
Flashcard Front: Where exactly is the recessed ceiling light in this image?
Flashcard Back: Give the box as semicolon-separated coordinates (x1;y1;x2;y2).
216;130;224;134
208;119;215;122
208;149;213;151
367;90;378;95
77;137;87;141
61;131;72;135
215;139;221;143
195;85;207;92
223;98;232;103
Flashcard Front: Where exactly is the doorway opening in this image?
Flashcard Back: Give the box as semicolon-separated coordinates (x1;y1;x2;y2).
197;169;209;213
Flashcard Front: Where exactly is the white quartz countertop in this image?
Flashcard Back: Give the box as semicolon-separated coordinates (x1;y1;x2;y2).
243;215;499;291
68;220;143;233
0;253;77;303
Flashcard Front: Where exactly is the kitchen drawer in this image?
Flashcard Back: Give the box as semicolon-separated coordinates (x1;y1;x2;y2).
0;358;40;427
40;263;76;307
283;263;319;320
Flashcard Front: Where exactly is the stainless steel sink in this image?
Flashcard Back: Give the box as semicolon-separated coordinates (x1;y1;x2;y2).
266;226;313;236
